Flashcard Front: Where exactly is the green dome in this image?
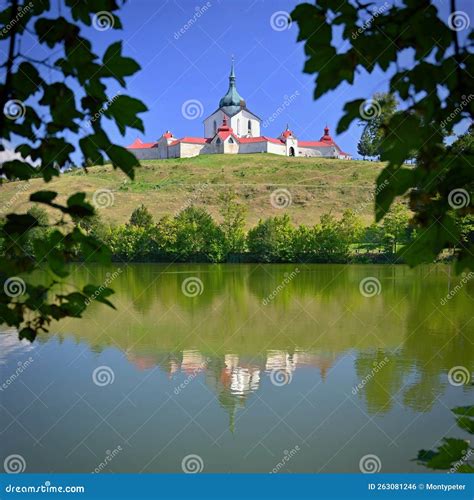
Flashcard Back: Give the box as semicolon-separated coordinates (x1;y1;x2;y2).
219;60;245;115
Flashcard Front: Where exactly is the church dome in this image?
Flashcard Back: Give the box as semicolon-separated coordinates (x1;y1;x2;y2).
219;59;246;116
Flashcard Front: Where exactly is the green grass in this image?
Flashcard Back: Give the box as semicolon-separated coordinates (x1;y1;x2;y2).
0;154;386;228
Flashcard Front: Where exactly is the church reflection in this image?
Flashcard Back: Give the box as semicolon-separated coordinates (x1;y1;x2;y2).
125;347;337;431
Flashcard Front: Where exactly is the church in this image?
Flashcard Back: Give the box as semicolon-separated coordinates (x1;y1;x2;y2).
127;61;351;160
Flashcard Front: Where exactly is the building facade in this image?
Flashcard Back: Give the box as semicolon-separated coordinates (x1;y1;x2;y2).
127;62;351;160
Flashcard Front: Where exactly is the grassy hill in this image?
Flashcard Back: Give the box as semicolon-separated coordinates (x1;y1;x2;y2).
0;154;386;227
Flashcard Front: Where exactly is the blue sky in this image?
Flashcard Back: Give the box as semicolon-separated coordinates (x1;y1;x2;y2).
7;0;473;158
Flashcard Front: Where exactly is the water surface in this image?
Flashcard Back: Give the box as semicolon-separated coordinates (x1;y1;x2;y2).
1;264;472;473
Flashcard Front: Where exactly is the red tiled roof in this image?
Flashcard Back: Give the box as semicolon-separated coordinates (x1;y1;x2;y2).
239;136;284;144
127;138;157;149
169;137;211;146
298;141;331;147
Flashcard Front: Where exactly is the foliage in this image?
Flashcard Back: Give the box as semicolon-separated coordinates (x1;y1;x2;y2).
357;93;398;158
219;189;247;254
382;203;413;254
417;405;474;472
129;204;154;228
0;0;146;341
291;0;473;272
247;214;296;262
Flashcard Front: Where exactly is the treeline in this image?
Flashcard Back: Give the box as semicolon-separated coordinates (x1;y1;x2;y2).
5;194;472;264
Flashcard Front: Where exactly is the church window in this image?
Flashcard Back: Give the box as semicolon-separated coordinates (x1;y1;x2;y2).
229;137;234;143
216;138;221;145
248;120;252;134
213;120;217;134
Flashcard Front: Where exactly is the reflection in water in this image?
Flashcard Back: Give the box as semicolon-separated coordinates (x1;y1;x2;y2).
1;264;472;473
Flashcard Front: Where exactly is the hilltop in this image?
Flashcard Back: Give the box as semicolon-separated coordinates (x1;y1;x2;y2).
0;154;386;227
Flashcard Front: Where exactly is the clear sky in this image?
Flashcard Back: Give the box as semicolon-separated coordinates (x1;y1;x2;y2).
7;0;473;159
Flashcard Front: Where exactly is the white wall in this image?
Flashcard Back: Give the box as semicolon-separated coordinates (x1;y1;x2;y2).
229;109;261;138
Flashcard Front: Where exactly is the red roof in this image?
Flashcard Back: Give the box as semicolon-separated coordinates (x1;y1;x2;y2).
127;138;157;149
319;126;335;144
239;136;284;144
162;131;173;139
298;140;330;147
169;137;211;146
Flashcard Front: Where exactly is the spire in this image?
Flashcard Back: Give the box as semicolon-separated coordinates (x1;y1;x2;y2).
219;56;246;113
230;55;235;81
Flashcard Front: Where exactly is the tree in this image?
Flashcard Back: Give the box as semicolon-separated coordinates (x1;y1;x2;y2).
218;189;247;255
357;93;398;159
291;0;473;271
247;214;295;262
382;204;412;254
0;1;146;341
129;205;154;228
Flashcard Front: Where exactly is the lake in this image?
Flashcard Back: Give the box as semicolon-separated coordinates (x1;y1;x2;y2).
1;263;472;473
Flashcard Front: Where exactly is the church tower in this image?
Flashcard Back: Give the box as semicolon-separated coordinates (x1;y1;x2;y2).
203;58;261;139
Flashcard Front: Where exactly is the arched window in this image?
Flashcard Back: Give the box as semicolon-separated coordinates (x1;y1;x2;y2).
213;120;217;134
216;138;221;145
248;120;252;135
237;119;240;135
229;137;234;144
